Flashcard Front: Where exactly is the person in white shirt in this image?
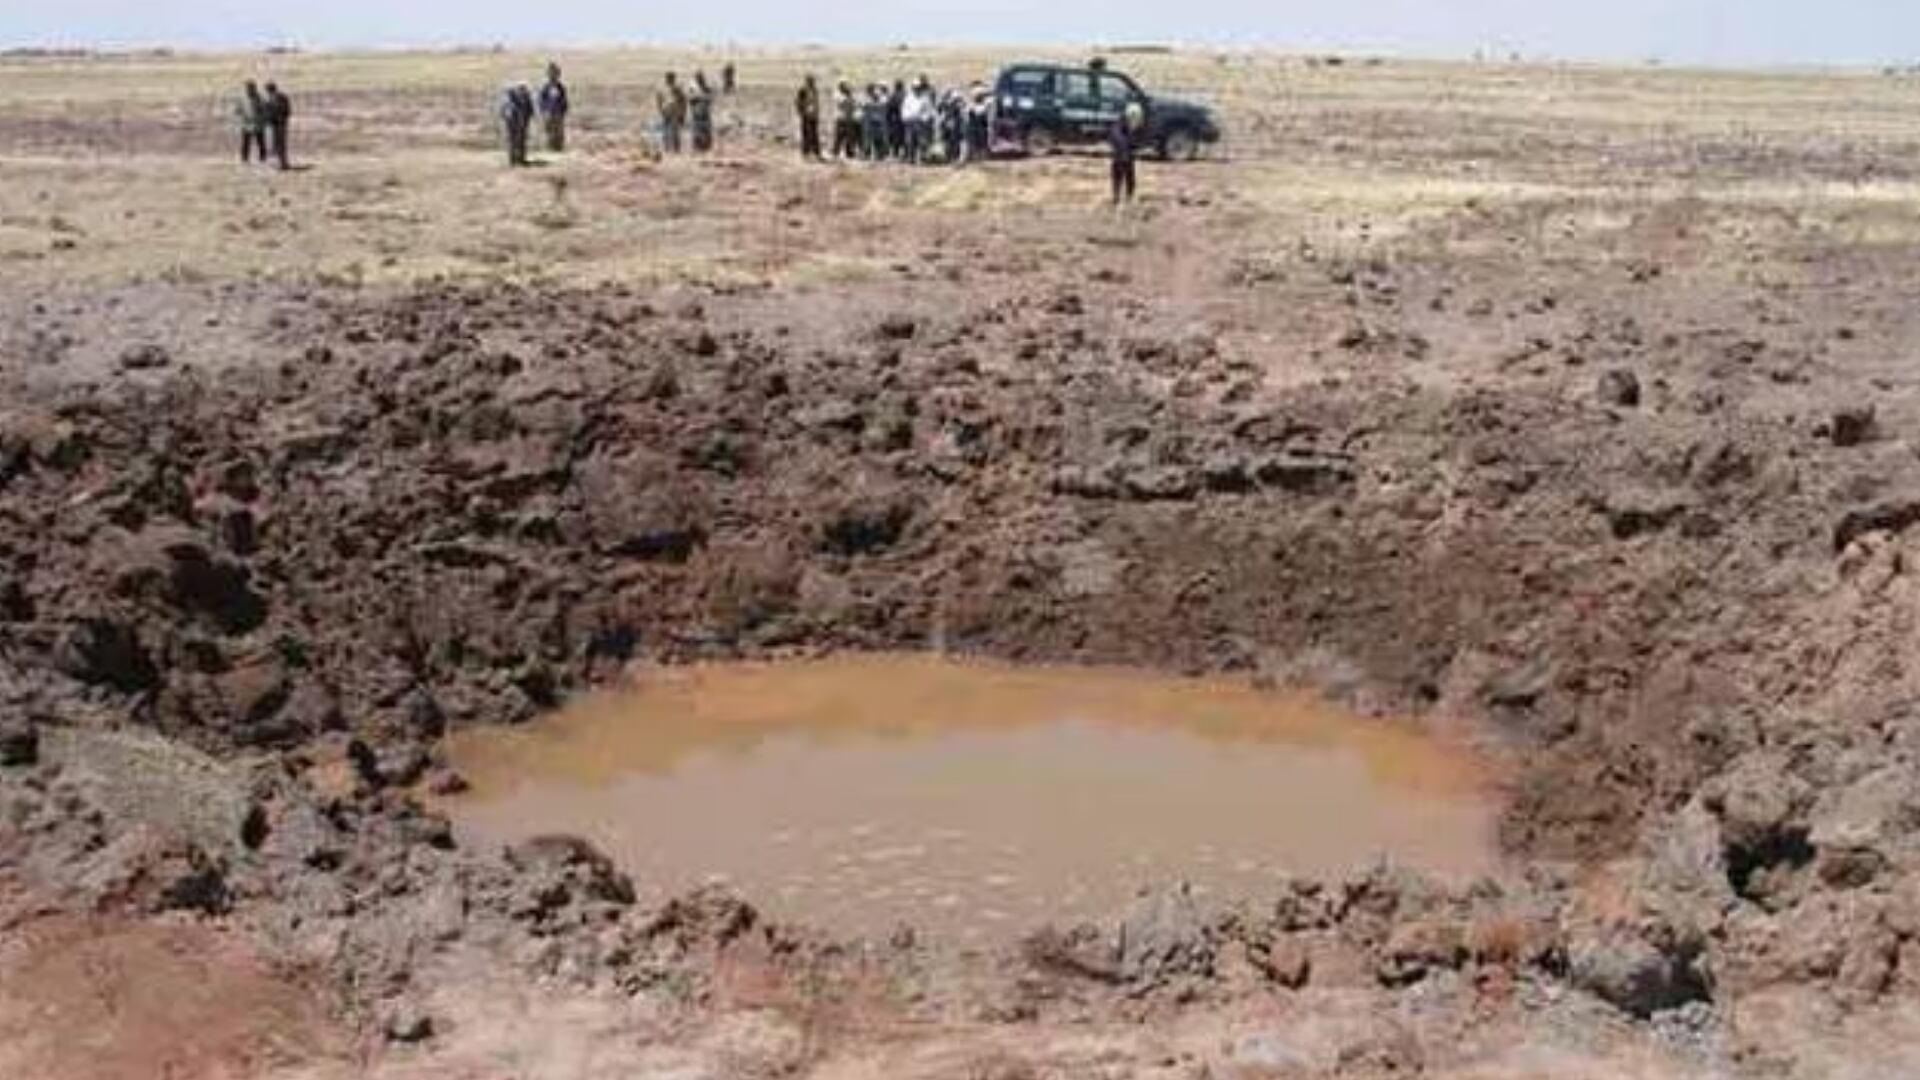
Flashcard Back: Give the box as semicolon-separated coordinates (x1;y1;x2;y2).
902;77;937;164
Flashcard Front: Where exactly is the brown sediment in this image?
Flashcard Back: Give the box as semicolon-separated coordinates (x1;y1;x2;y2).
442;654;1499;936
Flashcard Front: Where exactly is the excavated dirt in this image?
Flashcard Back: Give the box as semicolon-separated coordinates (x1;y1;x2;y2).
9;49;1920;1079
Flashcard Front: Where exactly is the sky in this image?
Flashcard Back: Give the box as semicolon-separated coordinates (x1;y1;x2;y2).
4;1;1919;68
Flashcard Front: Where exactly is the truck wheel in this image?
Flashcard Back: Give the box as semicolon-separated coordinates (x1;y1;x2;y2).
1024;127;1058;157
1161;128;1199;162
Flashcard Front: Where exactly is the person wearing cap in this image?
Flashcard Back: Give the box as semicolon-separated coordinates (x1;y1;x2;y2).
1110;100;1147;204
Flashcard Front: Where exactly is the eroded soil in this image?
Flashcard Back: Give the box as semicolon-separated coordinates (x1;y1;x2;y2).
7;46;1920;1078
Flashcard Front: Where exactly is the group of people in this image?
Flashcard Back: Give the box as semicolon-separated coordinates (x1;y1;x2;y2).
498;63;571;166
654;65;735;155
235;81;294;169
796;76;992;165
240;59;1148;205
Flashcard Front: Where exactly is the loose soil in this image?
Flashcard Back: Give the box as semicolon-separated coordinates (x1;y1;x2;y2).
6;45;1920;1079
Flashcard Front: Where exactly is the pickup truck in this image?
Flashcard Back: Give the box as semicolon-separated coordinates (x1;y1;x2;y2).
992;61;1222;160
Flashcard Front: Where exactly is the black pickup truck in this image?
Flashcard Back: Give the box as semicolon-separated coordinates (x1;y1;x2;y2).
992;61;1221;160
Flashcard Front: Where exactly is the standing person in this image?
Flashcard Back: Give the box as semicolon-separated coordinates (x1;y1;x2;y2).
900;77;934;164
236;81;267;164
831;80;859;159
795;75;823;161
965;81;992;163
862;84;888;161
689;71;715;153
262;82;292;170
886;80;907;160
657;72;688;153
938;87;964;164
1110;100;1146;205
722;62;737;95
500;83;534;166
538;62;569;153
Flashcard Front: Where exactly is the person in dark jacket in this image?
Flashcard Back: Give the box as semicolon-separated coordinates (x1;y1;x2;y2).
538;62;569;152
237;81;267;164
657;73;688;153
261;82;292;170
722;62;737;95
689;71;715;153
501;83;535;166
795;75;823;161
861;83;888;161
1109;100;1146;204
965;81;992;164
886;79;907;159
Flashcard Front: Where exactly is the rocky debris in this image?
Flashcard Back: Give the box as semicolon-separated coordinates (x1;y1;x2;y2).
1566;919;1713;1018
4;273;1920;1068
502;834;637;923
1705;755;1815;905
75;826;232;915
1025;887;1218;988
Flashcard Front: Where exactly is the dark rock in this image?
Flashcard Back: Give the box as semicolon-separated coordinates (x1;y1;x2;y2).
54;617;158;692
820;494;914;555
1829;406;1878;448
118;343;172;371
876;315;918;341
1597;369;1642;408
0;578;33;622
1835;499;1920;553
1254;453;1355;494
0;714;38;767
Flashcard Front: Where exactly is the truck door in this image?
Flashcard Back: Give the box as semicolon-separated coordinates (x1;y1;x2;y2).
1055;70;1102;143
1095;73;1142;131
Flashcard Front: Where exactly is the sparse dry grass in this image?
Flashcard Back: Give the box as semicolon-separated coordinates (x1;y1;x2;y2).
4;46;1920;293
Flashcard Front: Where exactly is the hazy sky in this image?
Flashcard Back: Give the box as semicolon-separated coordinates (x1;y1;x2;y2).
4;1;1918;67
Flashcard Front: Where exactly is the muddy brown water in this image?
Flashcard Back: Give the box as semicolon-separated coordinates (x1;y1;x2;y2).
442;654;1499;940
